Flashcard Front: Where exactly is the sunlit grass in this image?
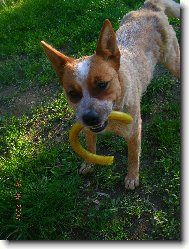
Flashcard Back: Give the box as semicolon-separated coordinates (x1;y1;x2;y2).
0;0;180;240
0;0;24;11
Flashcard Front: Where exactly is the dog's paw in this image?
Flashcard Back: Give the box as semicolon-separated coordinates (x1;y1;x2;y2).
125;175;139;190
79;162;94;175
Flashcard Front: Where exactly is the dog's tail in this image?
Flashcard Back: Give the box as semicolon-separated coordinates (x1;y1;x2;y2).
144;0;180;18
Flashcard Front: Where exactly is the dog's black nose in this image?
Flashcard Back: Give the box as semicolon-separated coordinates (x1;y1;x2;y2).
82;111;100;126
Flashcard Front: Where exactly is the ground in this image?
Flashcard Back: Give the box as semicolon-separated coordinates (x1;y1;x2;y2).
0;0;180;240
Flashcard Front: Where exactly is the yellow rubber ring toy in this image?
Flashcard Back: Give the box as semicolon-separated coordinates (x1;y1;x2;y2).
69;111;133;165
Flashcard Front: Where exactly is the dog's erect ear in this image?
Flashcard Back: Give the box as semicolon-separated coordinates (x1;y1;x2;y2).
96;19;120;70
41;41;73;79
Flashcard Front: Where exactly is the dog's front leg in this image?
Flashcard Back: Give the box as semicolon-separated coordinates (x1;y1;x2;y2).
79;128;97;175
125;116;142;190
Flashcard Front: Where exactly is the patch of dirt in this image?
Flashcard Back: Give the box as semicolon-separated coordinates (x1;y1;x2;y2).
129;218;151;240
0;83;62;117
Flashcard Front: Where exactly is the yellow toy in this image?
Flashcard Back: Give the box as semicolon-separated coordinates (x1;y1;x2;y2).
69;111;133;165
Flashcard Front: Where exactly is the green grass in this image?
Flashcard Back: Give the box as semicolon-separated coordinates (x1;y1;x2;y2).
0;0;180;240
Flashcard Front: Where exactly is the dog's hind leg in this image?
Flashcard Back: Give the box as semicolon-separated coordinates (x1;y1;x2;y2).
79;129;97;174
162;35;180;79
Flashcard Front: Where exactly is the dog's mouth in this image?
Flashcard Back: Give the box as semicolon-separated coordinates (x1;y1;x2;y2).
90;120;108;133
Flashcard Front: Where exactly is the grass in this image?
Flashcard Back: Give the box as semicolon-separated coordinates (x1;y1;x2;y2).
0;0;180;240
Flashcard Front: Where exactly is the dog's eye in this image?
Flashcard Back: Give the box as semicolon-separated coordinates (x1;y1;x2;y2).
96;81;109;90
67;90;82;102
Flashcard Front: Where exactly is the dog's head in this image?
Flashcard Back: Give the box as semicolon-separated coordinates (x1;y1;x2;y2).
41;20;121;133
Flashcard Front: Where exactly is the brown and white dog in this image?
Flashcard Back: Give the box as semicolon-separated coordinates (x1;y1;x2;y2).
41;0;180;190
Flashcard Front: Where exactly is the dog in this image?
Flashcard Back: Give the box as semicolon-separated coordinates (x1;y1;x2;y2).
41;0;180;190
